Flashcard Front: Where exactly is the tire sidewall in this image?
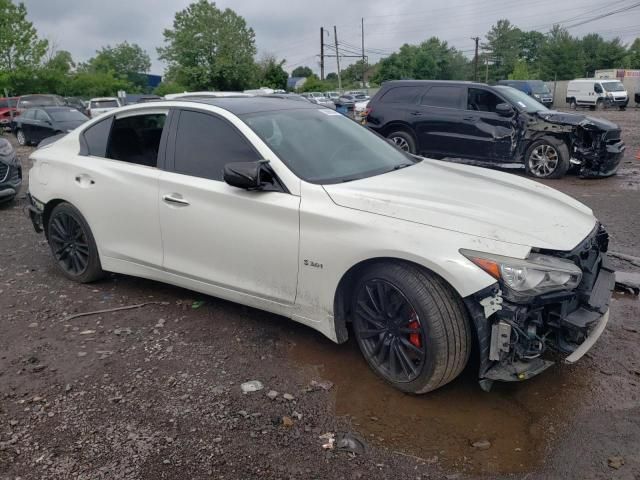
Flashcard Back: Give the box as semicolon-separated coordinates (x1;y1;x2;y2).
16;129;26;146
47;202;103;283
351;265;442;393
387;130;416;154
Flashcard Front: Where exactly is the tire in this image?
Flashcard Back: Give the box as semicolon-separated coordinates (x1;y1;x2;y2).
387;130;416;154
351;262;471;394
46;202;104;283
524;137;570;179
16;129;27;146
619;106;626;111
569;98;577;110
595;99;603;111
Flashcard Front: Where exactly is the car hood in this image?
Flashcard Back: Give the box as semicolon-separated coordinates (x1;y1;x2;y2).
535;110;619;131
323;159;596;251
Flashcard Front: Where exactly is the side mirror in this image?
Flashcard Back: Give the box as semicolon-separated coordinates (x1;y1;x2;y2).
495;102;514;116
224;160;272;190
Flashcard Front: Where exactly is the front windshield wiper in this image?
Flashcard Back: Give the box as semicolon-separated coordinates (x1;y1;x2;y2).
393;162;414;170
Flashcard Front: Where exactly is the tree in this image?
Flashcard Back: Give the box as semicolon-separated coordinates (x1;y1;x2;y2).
325;72;338;81
483;19;523;81
158;0;257;91
257;54;288;89
0;0;48;72
580;34;626;76
46;50;74;74
538;25;584;81
624;38;640;68
88;41;151;76
299;74;327;92
291;66;313;78
508;59;530;80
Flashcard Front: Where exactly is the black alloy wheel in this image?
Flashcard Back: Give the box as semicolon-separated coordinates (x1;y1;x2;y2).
353;279;426;383
46;202;104;283
49;211;90;276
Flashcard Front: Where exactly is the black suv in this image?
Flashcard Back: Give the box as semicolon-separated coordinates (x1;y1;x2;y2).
366;80;625;178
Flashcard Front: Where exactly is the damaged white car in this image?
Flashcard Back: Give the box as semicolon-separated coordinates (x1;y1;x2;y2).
27;97;614;393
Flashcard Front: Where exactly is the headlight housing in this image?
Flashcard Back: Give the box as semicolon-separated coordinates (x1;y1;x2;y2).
533;93;540;99
460;249;582;296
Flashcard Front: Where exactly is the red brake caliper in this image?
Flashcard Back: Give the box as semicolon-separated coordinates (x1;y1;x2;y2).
408;311;421;348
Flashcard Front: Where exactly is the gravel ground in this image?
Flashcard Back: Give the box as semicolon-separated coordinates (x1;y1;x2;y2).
1;107;639;480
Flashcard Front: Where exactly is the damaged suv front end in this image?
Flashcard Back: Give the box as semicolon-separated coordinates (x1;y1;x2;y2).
461;225;614;390
0;137;21;204
534;111;625;177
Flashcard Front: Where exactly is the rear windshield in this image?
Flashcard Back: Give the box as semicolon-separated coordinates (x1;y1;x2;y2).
601;81;625;92
49;109;88;122
20;95;65;107
0;98;16;108
91;100;119;108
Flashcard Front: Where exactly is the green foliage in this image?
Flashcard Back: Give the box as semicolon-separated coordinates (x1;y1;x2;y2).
538;25;584;80
158;0;257;91
153;80;188;96
624;38;640;69
82;41;151;92
508;60;530;80
257;55;288;89
291;66;313;78
65;71;131;98
0;0;48;71
373;38;469;83
299;74;328;92
580;34;626;76
482;19;523;81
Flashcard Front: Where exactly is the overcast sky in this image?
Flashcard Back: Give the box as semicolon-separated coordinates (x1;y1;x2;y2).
21;0;640;76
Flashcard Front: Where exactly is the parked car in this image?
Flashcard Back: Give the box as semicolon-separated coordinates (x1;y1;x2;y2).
366;80;624;178
301;92;336;109
164;92;253;100
324;91;340;101
496;80;553;107
566;79;629;110
16;94;66;114
87;97;121;118
0;96;18;130
27;97;613;394
0;136;21;204
64;97;88;116
123;94;162;105
259;93;311;103
346;90;370;99
14;107;89;146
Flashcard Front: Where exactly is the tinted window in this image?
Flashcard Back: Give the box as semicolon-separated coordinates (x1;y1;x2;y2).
35;110;50;121
49;109;88;122
21;109;35;120
420;86;463;109
106;113;166;167
83;117;113;157
380;86;422;104
467;88;502;113
173;110;258;181
594;83;603;94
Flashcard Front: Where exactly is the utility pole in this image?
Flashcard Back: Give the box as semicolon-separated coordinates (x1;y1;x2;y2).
471;36;479;81
334;25;342;91
485;55;489;83
361;18;366;88
320;27;325;81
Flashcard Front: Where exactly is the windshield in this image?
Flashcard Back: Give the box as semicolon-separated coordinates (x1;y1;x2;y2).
530;82;551;94
49;109;88;122
601;81;625;92
91;100;119;108
494;86;549;113
20;95;64;107
242;108;417;184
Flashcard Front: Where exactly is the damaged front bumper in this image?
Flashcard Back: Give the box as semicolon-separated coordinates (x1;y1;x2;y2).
573;129;625;178
27;193;44;233
464;225;614;389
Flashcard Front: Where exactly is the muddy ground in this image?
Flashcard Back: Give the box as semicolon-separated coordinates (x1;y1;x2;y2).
1;107;639;480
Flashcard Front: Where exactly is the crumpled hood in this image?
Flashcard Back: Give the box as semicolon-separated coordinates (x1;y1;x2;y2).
323;159;596;251
536;110;619;131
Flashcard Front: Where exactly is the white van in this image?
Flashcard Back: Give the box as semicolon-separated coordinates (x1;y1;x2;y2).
566;79;629;110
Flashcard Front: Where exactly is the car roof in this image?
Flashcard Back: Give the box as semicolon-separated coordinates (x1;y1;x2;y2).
180;96;321;114
33;106;83;112
90;97;119;101
381;80;485;88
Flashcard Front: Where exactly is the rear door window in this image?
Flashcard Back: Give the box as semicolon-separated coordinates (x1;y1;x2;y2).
419;86;464;109
105;113;167;167
379;86;422;104
35;110;50;122
82;117;114;157
172;110;259;181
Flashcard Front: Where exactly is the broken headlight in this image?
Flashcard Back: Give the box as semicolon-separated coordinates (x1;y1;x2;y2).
460;250;582;295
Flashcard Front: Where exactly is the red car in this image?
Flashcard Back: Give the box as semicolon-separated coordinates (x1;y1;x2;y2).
0;97;18;130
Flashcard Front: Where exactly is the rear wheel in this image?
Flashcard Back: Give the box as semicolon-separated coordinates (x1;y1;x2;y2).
569;98;577;110
387;130;416;154
595;99;603;111
46;202;104;283
525;137;570;179
16;129;27;146
351;263;471;394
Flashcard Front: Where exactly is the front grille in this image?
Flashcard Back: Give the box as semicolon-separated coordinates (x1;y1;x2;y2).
9;166;20;182
0;163;8;182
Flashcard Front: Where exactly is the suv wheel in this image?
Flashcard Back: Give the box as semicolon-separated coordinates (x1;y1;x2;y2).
16;129;27;146
525;137;570;179
46;202;105;283
569;98;577;110
351;262;471;394
387;131;416;154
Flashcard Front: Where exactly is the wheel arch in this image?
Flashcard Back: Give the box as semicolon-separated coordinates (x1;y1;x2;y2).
42;198;68;240
380;121;417;139
332;256;469;344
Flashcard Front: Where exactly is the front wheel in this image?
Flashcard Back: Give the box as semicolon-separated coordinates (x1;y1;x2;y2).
351;263;471;394
387;130;416;154
525;137;570;179
569;98;577;110
46;202;104;283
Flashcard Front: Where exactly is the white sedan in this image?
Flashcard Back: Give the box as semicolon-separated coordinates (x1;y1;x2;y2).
87;97;121;118
27;97;614;393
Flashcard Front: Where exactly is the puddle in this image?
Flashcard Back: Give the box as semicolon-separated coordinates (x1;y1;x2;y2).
290;332;592;476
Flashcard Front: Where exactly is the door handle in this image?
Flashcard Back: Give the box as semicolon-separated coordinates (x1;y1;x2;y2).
410;111;424;116
74;174;95;186
162;194;190;206
463;116;478;122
